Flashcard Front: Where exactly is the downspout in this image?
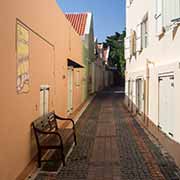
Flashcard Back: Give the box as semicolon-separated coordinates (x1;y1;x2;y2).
146;60;150;127
146;59;155;127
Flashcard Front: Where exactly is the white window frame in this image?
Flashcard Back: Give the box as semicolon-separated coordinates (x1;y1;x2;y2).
141;16;148;49
40;85;50;116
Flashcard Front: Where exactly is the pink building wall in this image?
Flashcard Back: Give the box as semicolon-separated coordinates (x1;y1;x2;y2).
0;0;84;179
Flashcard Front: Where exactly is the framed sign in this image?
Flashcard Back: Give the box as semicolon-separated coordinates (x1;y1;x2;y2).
16;23;30;93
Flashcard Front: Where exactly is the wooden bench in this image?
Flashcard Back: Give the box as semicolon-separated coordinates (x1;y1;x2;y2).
32;112;77;168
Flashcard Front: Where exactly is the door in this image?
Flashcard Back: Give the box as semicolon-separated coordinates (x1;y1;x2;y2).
136;79;140;112
40;85;49;116
67;67;73;115
168;76;175;137
136;79;144;115
159;75;175;137
128;80;131;107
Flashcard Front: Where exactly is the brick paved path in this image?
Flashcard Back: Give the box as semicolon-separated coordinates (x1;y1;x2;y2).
35;89;180;180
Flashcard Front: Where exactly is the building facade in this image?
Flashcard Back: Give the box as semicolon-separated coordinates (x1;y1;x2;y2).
65;12;95;98
95;42;114;91
0;0;85;179
125;0;180;166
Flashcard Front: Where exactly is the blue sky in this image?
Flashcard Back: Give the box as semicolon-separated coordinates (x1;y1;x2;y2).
56;0;125;42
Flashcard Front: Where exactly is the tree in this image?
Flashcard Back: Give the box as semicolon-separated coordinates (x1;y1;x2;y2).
104;31;126;77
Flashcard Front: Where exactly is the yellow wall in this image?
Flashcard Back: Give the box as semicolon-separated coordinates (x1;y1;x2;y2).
0;0;84;179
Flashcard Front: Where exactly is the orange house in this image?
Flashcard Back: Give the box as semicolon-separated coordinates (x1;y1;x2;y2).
0;0;85;179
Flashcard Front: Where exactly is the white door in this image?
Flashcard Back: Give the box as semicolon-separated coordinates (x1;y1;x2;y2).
67;67;73;114
167;76;175;137
136;79;144;114
128;80;131;107
40;85;49;116
159;75;175;137
140;79;144;114
159;77;168;132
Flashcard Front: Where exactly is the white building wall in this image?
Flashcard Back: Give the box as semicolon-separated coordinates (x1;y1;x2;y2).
126;0;180;143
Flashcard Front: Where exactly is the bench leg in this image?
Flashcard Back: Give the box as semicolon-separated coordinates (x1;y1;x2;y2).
74;133;77;145
60;146;65;166
38;150;41;168
61;150;65;166
62;153;65;166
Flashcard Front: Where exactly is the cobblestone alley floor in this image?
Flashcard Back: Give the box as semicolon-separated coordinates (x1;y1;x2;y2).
34;88;180;180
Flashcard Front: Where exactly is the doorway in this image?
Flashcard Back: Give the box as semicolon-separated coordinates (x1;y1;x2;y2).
67;67;73;115
159;75;175;137
136;78;144;115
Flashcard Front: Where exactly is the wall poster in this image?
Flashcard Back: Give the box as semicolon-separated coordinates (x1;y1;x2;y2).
16;23;30;93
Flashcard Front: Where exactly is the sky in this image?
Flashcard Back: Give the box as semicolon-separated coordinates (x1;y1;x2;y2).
56;0;125;42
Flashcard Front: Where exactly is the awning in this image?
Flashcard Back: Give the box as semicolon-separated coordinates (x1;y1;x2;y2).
67;59;84;68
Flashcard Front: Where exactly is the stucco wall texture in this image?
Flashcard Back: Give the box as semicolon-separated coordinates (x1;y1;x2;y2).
0;0;84;179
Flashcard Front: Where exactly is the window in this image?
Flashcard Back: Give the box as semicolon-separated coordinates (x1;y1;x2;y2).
124;36;130;60
136;13;148;52
127;0;134;8
163;0;180;28
155;0;180;34
155;0;163;35
136;23;142;52
40;85;50;116
76;70;80;86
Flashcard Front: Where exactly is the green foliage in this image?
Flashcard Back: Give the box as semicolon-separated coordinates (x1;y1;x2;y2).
104;31;126;77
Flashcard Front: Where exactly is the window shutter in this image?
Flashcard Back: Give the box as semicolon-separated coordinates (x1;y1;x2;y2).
155;0;163;35
136;23;142;52
124;37;130;59
164;0;173;27
130;31;136;55
172;0;180;20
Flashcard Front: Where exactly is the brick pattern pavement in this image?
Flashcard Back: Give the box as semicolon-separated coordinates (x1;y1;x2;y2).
87;98;121;180
34;90;180;180
112;94;180;180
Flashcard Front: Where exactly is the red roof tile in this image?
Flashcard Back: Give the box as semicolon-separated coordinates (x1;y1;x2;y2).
65;13;88;36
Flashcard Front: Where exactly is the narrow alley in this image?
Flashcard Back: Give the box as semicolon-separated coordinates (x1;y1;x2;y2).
35;88;180;180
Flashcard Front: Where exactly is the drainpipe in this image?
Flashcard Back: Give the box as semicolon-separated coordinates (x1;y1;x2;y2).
146;59;155;127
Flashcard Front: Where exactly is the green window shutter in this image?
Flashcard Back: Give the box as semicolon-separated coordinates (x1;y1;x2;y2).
172;0;180;21
136;23;142;52
155;0;163;35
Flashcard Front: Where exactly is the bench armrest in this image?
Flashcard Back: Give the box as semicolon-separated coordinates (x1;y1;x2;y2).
54;114;75;128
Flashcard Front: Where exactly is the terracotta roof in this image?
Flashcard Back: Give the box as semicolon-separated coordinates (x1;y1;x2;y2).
65;13;88;36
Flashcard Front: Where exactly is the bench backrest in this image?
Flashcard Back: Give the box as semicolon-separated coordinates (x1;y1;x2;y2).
32;112;58;131
32;112;58;147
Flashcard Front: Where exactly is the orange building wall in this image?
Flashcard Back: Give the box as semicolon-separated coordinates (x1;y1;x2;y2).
0;0;84;179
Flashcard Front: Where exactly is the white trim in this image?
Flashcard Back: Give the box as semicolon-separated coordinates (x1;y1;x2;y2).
84;12;92;35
